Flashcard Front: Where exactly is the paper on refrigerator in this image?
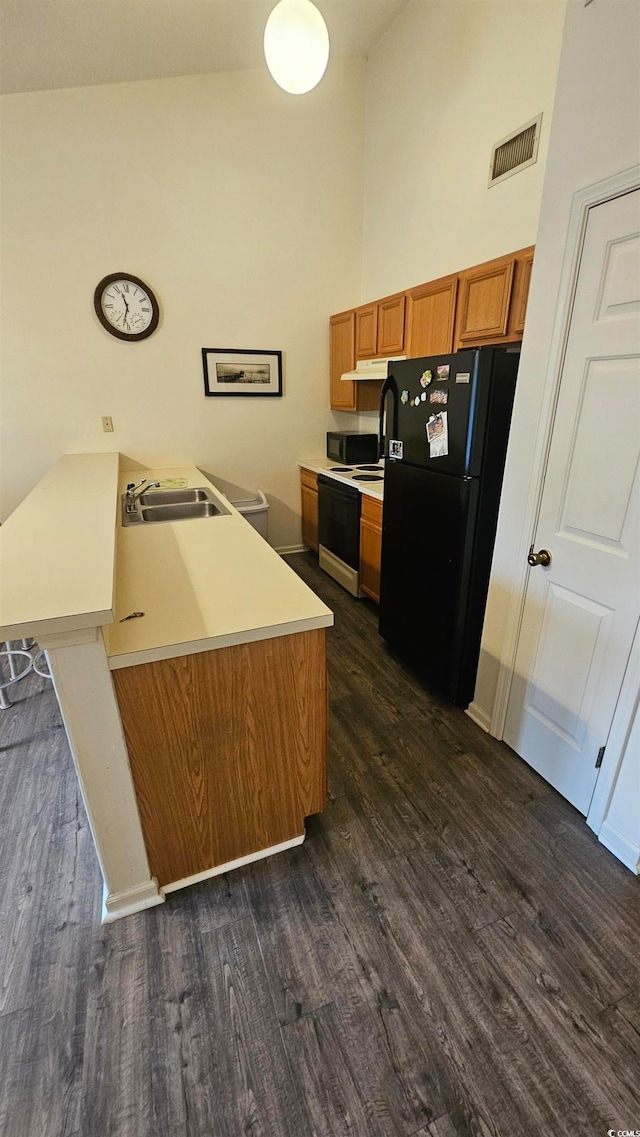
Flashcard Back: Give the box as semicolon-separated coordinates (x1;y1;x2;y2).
426;411;448;458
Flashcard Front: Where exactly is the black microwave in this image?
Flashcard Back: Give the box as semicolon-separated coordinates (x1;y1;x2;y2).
326;432;379;465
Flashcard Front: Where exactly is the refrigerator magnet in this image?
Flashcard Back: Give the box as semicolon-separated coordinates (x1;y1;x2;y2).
420;370;432;387
421;392;427;402
430;389;448;404
401;389;409;404
455;372;470;384
426;411;449;458
436;364;450;381
388;439;404;459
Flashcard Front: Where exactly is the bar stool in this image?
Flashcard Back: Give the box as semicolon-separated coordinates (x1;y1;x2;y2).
0;639;50;709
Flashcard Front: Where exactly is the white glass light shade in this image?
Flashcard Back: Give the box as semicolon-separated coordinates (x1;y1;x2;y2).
264;0;330;95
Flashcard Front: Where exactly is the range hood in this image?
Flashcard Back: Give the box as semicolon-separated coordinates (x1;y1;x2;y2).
341;356;406;382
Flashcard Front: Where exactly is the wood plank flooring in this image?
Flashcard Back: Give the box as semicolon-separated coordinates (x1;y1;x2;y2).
1;551;638;1136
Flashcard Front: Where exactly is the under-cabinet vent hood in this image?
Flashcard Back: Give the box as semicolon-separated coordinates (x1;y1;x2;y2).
341;356;406;382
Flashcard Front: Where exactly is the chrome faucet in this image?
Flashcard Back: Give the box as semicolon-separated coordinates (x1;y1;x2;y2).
125;478;161;510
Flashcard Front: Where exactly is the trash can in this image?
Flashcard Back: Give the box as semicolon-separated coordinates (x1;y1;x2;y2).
231;490;269;540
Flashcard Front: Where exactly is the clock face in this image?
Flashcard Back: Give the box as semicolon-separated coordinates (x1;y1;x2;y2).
94;273;159;341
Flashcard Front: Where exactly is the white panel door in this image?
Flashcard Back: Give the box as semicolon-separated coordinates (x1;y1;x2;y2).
504;189;640;814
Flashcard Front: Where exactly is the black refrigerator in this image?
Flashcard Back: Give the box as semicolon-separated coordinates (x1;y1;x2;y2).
378;346;520;707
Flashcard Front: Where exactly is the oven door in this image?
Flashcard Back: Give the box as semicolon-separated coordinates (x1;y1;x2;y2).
317;474;362;597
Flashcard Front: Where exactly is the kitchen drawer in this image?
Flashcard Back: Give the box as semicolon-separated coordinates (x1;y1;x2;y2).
361;494;383;526
300;467;319;491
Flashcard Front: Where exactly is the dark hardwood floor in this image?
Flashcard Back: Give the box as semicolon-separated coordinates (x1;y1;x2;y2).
1;551;639;1136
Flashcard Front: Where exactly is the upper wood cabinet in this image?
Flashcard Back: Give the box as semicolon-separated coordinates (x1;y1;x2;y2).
356;293;405;359
454;245;534;349
455;254;515;347
330;309;382;412
330;310;357;411
330;245;534;410
510;248;534;335
355;304;378;358
405;274;458;358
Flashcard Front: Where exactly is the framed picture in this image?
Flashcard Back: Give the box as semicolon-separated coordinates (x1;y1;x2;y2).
202;348;283;397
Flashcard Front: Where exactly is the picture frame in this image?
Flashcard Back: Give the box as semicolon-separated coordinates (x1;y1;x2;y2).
202;348;283;397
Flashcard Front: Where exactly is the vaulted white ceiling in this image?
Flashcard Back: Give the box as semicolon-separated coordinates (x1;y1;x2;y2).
1;0;408;95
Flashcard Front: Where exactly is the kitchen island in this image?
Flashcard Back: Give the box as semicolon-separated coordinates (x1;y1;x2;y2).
0;454;333;921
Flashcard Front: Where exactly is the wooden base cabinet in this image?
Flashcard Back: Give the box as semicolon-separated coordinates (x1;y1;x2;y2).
300;468;319;552
359;495;383;603
113;630;328;889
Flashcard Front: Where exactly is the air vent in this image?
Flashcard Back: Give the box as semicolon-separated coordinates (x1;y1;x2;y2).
489;114;542;187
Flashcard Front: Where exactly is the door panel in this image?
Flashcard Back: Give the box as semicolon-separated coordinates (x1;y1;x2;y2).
504;188;640;814
527;583;613;747
559;357;640;548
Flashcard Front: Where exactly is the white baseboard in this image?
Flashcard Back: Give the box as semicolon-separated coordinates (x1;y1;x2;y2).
162;833;305;894
465;701;492;733
598;821;640;875
102;878;165;923
275;544;306;555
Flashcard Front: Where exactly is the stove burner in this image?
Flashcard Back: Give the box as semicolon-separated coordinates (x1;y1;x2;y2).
355;464;384;472
328;466;353;472
352;474;383;482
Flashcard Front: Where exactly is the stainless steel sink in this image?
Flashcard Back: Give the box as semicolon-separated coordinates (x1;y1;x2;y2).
141;502;223;522
122;486;229;526
138;488;210;506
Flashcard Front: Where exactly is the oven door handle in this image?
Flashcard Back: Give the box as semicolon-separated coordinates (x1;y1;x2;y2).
317;473;361;501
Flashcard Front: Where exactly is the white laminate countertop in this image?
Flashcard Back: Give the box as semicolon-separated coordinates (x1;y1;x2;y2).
299;459;384;501
104;466;333;669
0;452;120;640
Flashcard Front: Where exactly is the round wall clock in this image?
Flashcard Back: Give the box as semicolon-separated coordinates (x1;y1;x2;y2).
94;273;160;341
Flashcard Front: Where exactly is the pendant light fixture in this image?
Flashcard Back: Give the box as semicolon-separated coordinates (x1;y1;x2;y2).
264;0;330;95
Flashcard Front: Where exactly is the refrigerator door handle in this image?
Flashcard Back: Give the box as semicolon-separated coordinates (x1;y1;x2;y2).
378;374;398;459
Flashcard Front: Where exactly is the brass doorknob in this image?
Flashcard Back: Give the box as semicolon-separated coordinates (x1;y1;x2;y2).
528;546;552;567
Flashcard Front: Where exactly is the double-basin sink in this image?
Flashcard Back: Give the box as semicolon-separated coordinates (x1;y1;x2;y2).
122;486;230;526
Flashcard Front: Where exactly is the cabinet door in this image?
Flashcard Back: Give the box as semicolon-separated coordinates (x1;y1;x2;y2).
359;495;383;603
330;310;357;411
377;293;406;356
405;274;458;357
455;255;515;347
508;247;534;336
300;470;319;552
355;304;378;359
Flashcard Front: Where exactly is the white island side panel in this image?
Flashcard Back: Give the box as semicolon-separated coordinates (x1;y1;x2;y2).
0;452;120;640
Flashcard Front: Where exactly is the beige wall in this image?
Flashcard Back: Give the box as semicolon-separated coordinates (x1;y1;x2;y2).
0;64;366;548
360;0;565;301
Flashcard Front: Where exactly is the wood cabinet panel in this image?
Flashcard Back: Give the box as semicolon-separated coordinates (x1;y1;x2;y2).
330;310;357;411
356;295;405;359
113;631;328;888
377;294;406;356
301;478;318;553
361;494;383;525
355;304;378;359
456;256;515;346
509;247;534;336
360;494;383;604
405;274;458;358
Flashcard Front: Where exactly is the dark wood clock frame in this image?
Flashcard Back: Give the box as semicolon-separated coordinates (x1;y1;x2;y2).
94;272;160;341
